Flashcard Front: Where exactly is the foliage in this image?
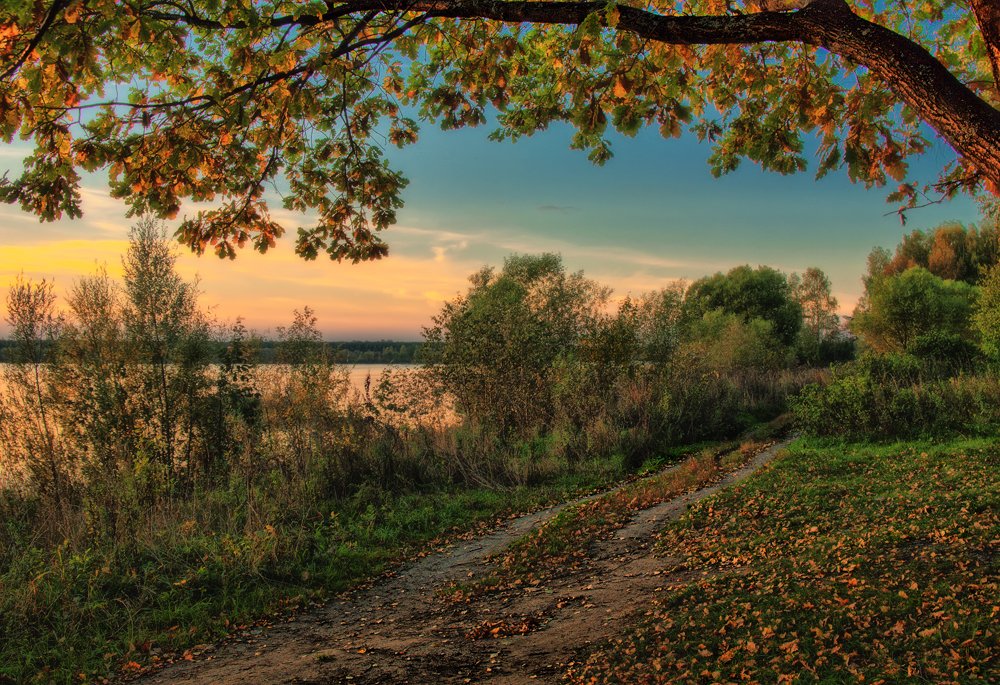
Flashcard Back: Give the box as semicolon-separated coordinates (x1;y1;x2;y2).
568;440;998;683
205;319;263;475
881;219;1000;284
788;266;838;338
262;306;352;492
851;267;977;353
122;218;213;478
4;273;60;364
686;311;790;373
328;341;421;365
906;330;980;375
55;267;139;492
787;266;850;364
1;1;998;260
793;354;1000;440
974;263;1000;361
683;265;802;346
0;275;65;511
420;254;807;470
629;285;686;363
422;253;609;437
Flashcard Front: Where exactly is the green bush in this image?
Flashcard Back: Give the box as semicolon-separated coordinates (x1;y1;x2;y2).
906;331;979;375
794;356;1000;440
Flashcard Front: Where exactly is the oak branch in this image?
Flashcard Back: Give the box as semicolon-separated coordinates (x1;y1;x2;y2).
0;0;997;261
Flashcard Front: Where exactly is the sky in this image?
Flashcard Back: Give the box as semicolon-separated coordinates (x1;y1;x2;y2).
0;120;982;340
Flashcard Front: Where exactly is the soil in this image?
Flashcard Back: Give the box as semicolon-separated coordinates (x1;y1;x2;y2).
138;440;788;684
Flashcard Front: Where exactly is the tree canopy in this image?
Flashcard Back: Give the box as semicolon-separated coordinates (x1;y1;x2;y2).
789;266;838;339
877;218;1000;284
851;266;977;353
422;252;608;434
683;264;802;345
1;0;999;260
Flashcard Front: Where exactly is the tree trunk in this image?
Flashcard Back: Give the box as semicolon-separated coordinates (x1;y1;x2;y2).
971;0;1000;97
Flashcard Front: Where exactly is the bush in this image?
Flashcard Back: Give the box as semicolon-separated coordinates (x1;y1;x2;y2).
906;331;980;375
975;263;1000;361
851;267;977;353
794;355;1000;440
422;254;610;438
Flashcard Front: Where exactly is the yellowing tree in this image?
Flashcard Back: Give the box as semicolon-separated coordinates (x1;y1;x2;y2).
1;0;998;260
789;266;838;339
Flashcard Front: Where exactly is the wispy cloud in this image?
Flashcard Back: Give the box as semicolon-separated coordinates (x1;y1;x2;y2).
537;204;579;213
0;147;28;161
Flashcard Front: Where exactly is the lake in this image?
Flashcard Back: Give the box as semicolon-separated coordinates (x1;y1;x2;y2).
345;363;421;392
0;363;423;398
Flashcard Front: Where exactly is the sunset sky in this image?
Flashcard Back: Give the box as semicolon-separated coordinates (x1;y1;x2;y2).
0;121;982;340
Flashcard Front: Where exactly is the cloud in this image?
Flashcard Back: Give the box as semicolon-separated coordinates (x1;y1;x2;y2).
537;204;579;213
387;225;481;243
0;147;28;161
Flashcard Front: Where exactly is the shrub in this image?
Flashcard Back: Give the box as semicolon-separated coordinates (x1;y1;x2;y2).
974;263;1000;361
794;357;1000;440
906;331;980;376
422;254;610;438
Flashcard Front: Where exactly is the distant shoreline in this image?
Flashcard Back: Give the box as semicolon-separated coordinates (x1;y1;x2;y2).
0;340;425;365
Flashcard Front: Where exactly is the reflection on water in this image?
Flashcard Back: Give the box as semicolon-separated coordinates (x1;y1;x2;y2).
0;362;442;491
345;364;420;393
0;363;421;394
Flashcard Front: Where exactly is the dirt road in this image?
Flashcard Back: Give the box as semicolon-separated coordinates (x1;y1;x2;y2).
140;440;788;684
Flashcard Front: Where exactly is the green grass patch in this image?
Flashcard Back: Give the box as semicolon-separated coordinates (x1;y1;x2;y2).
567;438;998;683
0;467;615;684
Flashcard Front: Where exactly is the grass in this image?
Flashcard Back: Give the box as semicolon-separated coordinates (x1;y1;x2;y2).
566;438;999;683
0;464;617;684
448;439;774;600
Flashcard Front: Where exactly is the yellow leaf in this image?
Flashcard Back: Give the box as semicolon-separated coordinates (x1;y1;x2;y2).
613;76;631;98
64;2;82;24
605;6;621;28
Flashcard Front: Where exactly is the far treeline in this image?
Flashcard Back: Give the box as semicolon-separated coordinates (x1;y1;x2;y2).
0;338;422;365
2;215;1000;682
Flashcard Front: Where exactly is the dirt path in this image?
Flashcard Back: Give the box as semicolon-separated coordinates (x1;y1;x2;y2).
140;440;789;684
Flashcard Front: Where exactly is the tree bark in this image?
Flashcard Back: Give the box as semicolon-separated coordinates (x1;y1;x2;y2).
970;0;1000;97
803;0;1000;191
333;0;1000;190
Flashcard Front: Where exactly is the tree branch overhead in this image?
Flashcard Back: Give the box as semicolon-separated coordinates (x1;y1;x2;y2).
0;0;996;259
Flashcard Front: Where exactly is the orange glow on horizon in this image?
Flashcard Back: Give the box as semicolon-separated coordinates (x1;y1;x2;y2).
0;236;476;339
